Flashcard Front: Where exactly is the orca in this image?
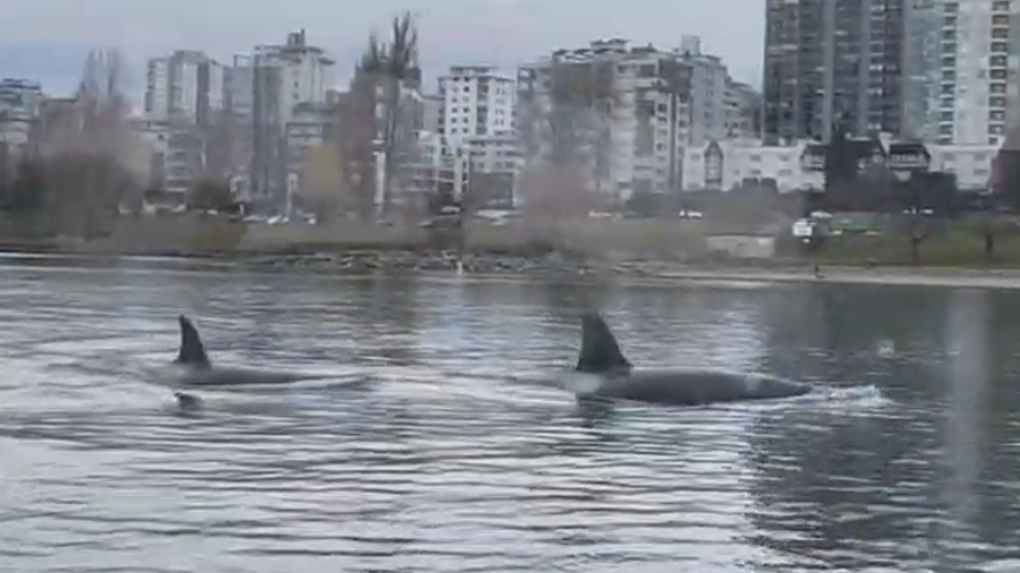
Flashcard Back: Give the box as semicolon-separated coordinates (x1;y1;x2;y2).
566;312;812;406
169;315;331;389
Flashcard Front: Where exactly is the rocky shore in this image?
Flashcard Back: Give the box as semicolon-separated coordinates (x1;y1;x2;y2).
238;249;1020;289
240;249;812;279
244;249;607;276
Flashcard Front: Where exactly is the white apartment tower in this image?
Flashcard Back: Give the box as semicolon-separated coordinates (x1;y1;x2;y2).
439;65;515;141
912;0;1020;145
245;30;336;205
437;66;519;206
250;30;335;125
680;35;731;146
144;50;225;125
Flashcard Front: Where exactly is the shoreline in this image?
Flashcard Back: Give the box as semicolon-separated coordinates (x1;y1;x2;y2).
4;248;1020;289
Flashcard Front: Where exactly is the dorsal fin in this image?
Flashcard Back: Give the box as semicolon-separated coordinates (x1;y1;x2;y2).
176;315;211;368
576;311;633;374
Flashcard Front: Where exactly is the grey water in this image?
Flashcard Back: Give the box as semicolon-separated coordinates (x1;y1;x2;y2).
1;255;1019;573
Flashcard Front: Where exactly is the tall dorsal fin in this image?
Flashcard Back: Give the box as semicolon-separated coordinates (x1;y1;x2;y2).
576;311;633;374
176;315;211;368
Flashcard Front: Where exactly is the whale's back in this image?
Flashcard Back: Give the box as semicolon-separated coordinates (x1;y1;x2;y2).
178;366;313;387
597;369;809;405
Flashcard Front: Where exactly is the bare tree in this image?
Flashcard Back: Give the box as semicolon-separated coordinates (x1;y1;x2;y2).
336;76;380;219
186;177;235;212
519;60;617;199
300;142;348;222
31;48;145;237
343;12;421;220
202;109;237;182
518;163;596;220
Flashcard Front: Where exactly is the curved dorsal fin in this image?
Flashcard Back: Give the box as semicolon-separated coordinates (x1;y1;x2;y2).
576;311;632;374
176;315;211;368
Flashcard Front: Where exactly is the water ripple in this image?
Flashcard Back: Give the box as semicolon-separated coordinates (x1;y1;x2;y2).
0;263;1018;571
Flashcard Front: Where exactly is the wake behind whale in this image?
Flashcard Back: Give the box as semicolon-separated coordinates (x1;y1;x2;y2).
561;312;813;407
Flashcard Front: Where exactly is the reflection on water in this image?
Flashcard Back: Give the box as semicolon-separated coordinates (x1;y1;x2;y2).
1;257;1019;572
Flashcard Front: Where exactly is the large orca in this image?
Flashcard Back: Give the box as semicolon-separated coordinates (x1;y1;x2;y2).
170;315;331;388
566;312;812;406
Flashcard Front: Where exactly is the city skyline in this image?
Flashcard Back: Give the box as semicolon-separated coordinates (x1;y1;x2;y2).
0;0;766;99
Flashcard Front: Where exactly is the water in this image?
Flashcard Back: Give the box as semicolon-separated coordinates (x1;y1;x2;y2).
1;255;1020;572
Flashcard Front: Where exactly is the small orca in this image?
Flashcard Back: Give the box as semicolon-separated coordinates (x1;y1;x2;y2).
169;315;332;388
566;312;812;406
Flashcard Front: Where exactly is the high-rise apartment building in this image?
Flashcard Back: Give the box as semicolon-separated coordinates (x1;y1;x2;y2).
680;35;731;146
436;66;518;206
144;50;225;125
763;0;907;143
438;66;515;141
421;94;443;134
0;78;43;162
517;39;692;201
244;30;336;205
906;0;1020;145
724;79;763;139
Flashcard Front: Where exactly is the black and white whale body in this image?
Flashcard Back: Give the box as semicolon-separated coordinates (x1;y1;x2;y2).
170;315;330;388
568;312;812;406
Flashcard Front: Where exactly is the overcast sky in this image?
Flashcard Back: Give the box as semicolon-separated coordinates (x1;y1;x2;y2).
0;0;765;101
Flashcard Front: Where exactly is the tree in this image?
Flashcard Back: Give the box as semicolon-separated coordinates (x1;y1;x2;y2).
517;164;595;220
29;47;146;237
0;157;46;213
300;142;347;222
186;178;235;212
345;12;421;219
993;125;1020;211
202;109;238;181
626;191;662;218
523;60;618;197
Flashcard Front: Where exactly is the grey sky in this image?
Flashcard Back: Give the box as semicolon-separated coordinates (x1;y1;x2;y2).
0;0;765;97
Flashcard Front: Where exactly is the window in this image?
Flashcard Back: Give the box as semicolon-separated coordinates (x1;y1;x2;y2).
941;84;955;95
989;124;1005;135
992;14;1010;26
941;111;954;122
991;69;1008;80
990;96;1007;108
991;82;1007;94
940;124;954;135
944;1;959;12
990;55;1008;68
992;27;1009;39
942;69;956;81
942;29;957;41
992;41;1010;53
941;56;956;68
993;0;1010;10
990;110;1006;121
943;15;957;26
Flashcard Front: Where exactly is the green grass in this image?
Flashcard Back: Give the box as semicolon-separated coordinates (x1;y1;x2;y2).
189;220;249;253
814;227;1020;267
